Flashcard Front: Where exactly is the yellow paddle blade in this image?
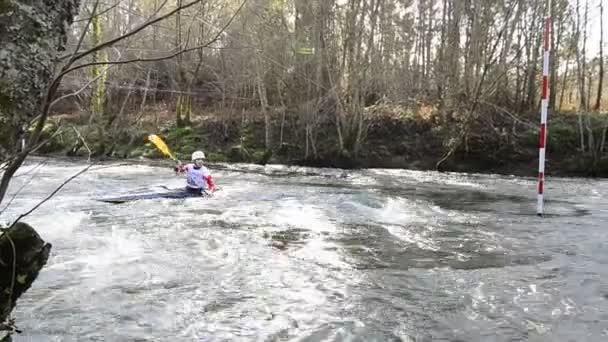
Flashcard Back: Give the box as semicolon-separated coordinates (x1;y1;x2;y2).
148;134;175;160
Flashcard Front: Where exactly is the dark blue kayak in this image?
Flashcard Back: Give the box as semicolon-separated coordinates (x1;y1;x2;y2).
96;187;206;204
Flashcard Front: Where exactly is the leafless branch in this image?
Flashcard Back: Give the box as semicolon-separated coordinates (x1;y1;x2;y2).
69;0;203;65
479;100;538;130
0;125;63;205
0;128;63;176
73;1;119;23
72;126;92;162
49;64;118;110
61;0;247;75
1;0;244;206
67;0;101;65
61;0;173;59
0;160;47;217
13;159;48;179
8;165;93;229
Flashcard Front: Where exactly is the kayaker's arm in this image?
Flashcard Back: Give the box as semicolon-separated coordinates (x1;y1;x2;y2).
174;163;187;174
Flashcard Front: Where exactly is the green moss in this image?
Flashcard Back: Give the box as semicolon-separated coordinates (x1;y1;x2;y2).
207;151;228;163
0;86;11;112
167;127;192;140
129;146;154;159
228;144;250;162
0;0;12;14
252;149;273;165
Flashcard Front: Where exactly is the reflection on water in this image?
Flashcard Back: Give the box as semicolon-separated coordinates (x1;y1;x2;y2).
1;158;607;341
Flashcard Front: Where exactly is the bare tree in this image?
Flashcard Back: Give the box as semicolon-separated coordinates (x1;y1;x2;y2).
0;0;246;205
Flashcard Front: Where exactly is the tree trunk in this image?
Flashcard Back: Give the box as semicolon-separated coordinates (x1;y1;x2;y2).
526;30;541;109
446;0;462;105
255;57;271;150
425;0;434;91
594;0;604;111
175;0;184;127
558;60;569;111
550;0;565;111
600;117;608;152
575;0;587;150
90;10;107;117
436;0;448;102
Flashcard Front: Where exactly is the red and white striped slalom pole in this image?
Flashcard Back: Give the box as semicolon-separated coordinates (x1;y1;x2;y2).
537;0;552;216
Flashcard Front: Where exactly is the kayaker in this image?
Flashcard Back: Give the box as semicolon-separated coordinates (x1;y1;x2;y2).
174;150;216;196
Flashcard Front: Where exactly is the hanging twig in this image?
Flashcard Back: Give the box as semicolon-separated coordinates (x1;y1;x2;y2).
0;128;63;175
49;64;119;110
71;126;92;162
8;165;93;229
0;161;47;217
479;100;538;130
68;0;203;66
61;0;247;76
66;0;101;65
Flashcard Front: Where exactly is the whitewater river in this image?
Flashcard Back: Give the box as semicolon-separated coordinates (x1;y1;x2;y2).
1;158;607;341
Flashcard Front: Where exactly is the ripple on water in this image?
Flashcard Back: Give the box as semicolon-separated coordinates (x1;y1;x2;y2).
2;159;607;341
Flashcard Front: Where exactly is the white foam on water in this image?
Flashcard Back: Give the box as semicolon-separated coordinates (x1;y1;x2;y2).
269;198;336;233
22;210;89;242
369;196;441;251
369;168;486;189
6;159;606;341
265;198;352;270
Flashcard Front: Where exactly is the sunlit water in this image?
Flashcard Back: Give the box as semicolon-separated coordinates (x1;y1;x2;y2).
1;157;607;341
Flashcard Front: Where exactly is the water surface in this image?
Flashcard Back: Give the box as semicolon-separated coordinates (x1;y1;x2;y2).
2;158;607;341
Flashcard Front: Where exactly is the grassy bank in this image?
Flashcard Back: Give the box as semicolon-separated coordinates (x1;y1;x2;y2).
35;106;608;178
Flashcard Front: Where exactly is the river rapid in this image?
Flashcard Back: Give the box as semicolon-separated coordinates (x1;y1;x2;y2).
1;158;607;341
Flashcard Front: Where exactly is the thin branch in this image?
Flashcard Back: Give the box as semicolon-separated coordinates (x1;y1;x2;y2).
1;0;241;205
69;0;203;65
72;126;92;162
479;100;538;130
64;45;212;72
0;128;63;176
61;0;172;59
0;160;47;217
8;165;93;229
89;163;132;171
0;126;63;205
73;1;119;23
67;0;101;65
49;64;118;110
61;0;247;76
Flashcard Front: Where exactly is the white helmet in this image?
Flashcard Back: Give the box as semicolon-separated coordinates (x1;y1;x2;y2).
191;150;206;160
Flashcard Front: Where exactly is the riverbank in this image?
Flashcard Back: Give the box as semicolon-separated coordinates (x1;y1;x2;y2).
36;106;608;178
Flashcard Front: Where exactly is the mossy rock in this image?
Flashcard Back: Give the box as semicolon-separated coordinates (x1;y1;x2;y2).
0;222;52;323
